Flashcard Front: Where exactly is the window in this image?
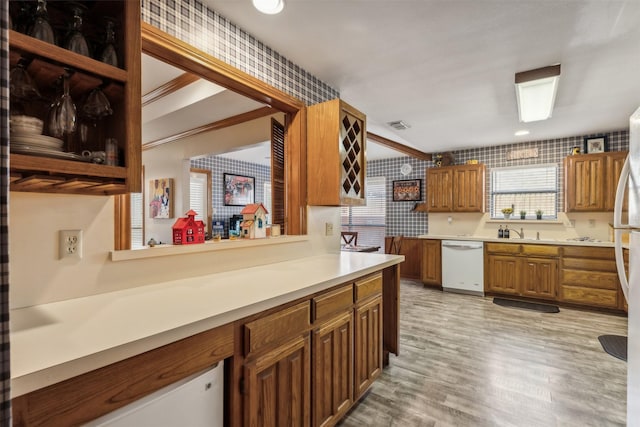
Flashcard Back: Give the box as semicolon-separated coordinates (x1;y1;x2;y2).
190;169;212;235
341;176;386;250
491;164;558;219
263;182;272;224
130;191;144;249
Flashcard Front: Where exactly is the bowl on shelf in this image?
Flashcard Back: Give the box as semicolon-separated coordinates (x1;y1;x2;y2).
10;115;43;135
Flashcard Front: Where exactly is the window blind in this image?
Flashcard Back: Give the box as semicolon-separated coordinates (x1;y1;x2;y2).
491;164;558;218
130;191;144;249
341;176;386;250
189;172;207;223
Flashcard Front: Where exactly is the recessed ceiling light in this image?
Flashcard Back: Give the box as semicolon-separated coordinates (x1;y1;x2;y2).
252;0;284;14
514;130;530;136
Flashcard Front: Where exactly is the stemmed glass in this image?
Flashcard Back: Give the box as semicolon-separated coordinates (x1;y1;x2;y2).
78;86;113;145
65;2;90;57
10;58;42;100
29;0;55;45
98;18;119;67
48;70;77;138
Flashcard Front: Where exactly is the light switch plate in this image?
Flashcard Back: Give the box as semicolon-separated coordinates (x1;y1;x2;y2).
325;222;333;236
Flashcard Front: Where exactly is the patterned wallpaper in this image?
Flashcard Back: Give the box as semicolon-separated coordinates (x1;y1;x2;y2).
141;0;338;105
368;130;630;237
191;156;270;238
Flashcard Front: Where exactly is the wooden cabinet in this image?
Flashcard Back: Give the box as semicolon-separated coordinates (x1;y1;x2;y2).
353;275;383;400
307;98;366;206
485;243;558;300
243;302;311;427
560;246;622;309
311;286;354;427
384;237;441;286
564;151;628;212
426;164;485;212
421;239;442;286
8;1;141;195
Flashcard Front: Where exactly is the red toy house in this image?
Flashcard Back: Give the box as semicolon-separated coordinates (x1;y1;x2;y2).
172;209;206;245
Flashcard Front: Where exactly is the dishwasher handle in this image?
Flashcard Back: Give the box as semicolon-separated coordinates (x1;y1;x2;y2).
441;240;484;250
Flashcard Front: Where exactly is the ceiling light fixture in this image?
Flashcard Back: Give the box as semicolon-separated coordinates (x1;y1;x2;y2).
515;64;561;123
252;0;284;14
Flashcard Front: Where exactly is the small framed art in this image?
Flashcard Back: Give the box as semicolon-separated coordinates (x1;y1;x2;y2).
584;135;608;154
392;179;422;202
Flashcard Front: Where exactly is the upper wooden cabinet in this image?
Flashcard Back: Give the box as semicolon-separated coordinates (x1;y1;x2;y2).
427;164;485;212
307;98;366;206
564;151;628;212
8;1;141;195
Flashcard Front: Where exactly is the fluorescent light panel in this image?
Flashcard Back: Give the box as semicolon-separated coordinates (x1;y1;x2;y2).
515;64;561;123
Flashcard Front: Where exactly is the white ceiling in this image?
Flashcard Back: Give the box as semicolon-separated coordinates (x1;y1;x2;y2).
201;0;640;154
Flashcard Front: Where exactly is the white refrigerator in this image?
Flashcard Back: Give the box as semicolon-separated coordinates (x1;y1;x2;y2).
614;106;640;426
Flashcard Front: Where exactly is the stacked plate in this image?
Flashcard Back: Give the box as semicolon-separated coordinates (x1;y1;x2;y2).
10;116;84;161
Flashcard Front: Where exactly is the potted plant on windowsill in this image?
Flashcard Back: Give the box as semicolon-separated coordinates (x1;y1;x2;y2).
520;210;527;220
502;207;513;219
536;209;543;220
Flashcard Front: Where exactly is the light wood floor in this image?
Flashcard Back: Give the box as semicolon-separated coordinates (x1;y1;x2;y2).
339;280;628;427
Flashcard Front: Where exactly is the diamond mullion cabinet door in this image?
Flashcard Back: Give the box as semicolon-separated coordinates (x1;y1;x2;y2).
307;99;366;206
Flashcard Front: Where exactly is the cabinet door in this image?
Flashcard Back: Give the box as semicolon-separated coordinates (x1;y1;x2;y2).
421;239;442;286
354;296;383;399
452;166;484;212
312;312;353;427
427;168;453;212
245;335;311;427
521;257;558;300
605;151;629;211
565;155;605;211
398;238;423;280
486;255;520;294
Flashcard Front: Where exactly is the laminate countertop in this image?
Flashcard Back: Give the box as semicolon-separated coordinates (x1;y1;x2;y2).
418;234;628;248
10;252;404;397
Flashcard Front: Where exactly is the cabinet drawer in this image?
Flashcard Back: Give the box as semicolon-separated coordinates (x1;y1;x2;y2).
562;246;614;259
521;244;559;257
562;257;617;272
244;301;310;356
354;273;382;302
561;269;619;290
485;243;520;254
560;286;618;308
312;284;353;322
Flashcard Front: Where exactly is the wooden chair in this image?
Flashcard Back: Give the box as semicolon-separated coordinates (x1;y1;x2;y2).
341;231;358;246
386;235;404;254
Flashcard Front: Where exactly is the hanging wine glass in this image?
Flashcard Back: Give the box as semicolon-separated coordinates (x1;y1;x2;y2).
29;0;55;45
10;58;42;100
98;18;119;67
81;87;113;120
64;2;90;57
48;70;77;137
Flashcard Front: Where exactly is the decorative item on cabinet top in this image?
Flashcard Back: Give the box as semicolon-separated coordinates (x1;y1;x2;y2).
433;152;454;167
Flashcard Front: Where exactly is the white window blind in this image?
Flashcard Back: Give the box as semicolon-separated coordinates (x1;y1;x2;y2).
189;171;208;223
341;176;386;250
130;191;144;249
491;164;558;219
263;182;272;224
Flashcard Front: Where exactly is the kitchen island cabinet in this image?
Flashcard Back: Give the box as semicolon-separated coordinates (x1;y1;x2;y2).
384;237;441;286
11;253;402;426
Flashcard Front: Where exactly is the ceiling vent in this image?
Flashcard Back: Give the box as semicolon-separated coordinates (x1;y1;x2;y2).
387;120;411;130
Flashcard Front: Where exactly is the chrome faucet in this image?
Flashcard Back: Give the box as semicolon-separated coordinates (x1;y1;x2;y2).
511;227;525;239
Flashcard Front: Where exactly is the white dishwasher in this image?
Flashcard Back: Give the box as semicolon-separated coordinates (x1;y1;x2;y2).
441;240;484;296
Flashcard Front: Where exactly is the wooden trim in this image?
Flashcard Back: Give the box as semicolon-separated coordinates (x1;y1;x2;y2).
142;106;274;150
367;132;432;161
515;64;561;84
142;72;199;106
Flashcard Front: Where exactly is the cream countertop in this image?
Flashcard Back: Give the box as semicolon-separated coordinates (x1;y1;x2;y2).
11;252;403;397
418;234;625;248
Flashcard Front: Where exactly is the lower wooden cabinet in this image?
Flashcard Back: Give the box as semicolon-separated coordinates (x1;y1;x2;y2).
244;335;311;427
384;237;441;286
354;278;383;400
421;239;442;286
485;243;558;300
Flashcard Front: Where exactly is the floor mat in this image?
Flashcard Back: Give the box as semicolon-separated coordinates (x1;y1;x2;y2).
598;335;627;361
493;297;560;313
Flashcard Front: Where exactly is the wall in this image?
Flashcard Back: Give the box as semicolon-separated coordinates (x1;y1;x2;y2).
368;130;629;241
9;1;339;309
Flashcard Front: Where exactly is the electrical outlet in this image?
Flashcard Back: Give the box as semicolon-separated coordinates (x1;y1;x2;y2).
60;229;83;259
325;222;333;236
588;219;596;228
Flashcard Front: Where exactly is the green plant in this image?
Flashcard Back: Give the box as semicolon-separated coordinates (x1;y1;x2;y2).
519;210;527;216
535;209;543;215
501;207;513;215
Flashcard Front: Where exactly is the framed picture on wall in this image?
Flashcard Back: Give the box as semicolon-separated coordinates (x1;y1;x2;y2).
392;179;422;202
584;135;608;154
149;178;173;219
224;173;255;206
